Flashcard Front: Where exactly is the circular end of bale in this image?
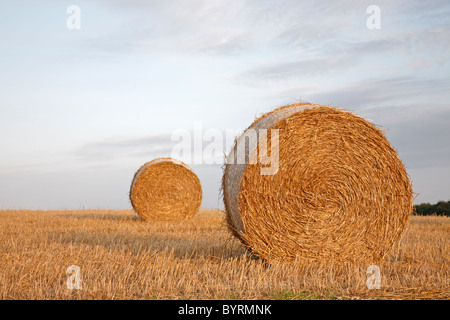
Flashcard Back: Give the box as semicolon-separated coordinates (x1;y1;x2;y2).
130;158;202;221
222;103;413;263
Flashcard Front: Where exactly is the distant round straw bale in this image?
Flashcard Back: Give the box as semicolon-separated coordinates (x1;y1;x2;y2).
222;103;413;263
130;158;202;221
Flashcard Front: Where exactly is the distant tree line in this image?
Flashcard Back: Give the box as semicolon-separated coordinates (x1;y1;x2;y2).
414;200;450;217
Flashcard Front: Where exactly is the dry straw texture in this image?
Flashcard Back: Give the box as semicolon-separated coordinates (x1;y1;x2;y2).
0;209;448;299
222;103;414;264
130;158;202;221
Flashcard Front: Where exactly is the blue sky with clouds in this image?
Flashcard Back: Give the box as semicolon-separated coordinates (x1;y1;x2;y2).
0;0;449;209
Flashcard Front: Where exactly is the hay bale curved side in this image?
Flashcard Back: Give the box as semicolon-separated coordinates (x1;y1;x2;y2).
130;158;202;221
222;103;319;242
222;103;413;263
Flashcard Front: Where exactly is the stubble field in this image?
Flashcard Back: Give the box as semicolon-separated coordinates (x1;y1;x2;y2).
0;209;448;300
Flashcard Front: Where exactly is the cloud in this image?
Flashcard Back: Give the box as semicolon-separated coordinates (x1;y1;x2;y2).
306;76;450;109
269;75;450;171
84;1;353;57
73;128;240;166
380;107;450;169
237;57;357;82
74;134;175;162
408;165;450;204
84;0;450;89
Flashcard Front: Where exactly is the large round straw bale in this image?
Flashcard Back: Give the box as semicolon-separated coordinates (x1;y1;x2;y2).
222;103;413;263
130;158;202;221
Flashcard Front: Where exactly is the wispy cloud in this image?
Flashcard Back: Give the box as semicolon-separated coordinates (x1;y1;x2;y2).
307;76;450;109
73;129;239;165
74;134;174;162
237;57;357;82
89;0;449;56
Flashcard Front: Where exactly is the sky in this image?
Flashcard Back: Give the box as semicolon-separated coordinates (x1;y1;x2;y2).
0;0;449;210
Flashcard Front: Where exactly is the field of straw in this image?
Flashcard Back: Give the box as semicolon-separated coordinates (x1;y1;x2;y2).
0;209;448;300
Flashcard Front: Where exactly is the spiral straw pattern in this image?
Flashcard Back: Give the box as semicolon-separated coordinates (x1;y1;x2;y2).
130;158;202;222
222;103;413;263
